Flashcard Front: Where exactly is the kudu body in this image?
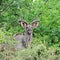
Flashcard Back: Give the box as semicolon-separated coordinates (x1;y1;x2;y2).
14;20;39;50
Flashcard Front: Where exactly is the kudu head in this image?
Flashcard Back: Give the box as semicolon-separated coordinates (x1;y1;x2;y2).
18;19;39;35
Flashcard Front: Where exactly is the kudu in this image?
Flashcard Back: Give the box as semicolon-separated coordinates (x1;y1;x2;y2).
14;19;39;50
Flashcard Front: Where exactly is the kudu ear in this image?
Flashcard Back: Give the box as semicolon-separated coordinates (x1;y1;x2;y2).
31;20;39;28
18;20;28;28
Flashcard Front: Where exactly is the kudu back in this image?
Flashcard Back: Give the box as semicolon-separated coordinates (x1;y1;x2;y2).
14;20;39;50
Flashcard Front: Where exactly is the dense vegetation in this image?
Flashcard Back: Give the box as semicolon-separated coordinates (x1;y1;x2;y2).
0;0;60;60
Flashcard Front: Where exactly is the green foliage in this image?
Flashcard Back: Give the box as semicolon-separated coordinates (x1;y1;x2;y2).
0;28;16;45
0;43;60;60
1;0;60;45
0;0;60;60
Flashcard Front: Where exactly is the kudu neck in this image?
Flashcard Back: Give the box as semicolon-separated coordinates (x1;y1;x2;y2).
24;31;33;41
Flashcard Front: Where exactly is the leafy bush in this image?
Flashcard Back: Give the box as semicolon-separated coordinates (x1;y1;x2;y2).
0;0;60;46
0;43;60;60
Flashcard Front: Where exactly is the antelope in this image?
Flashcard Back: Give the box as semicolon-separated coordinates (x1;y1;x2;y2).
14;19;39;50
